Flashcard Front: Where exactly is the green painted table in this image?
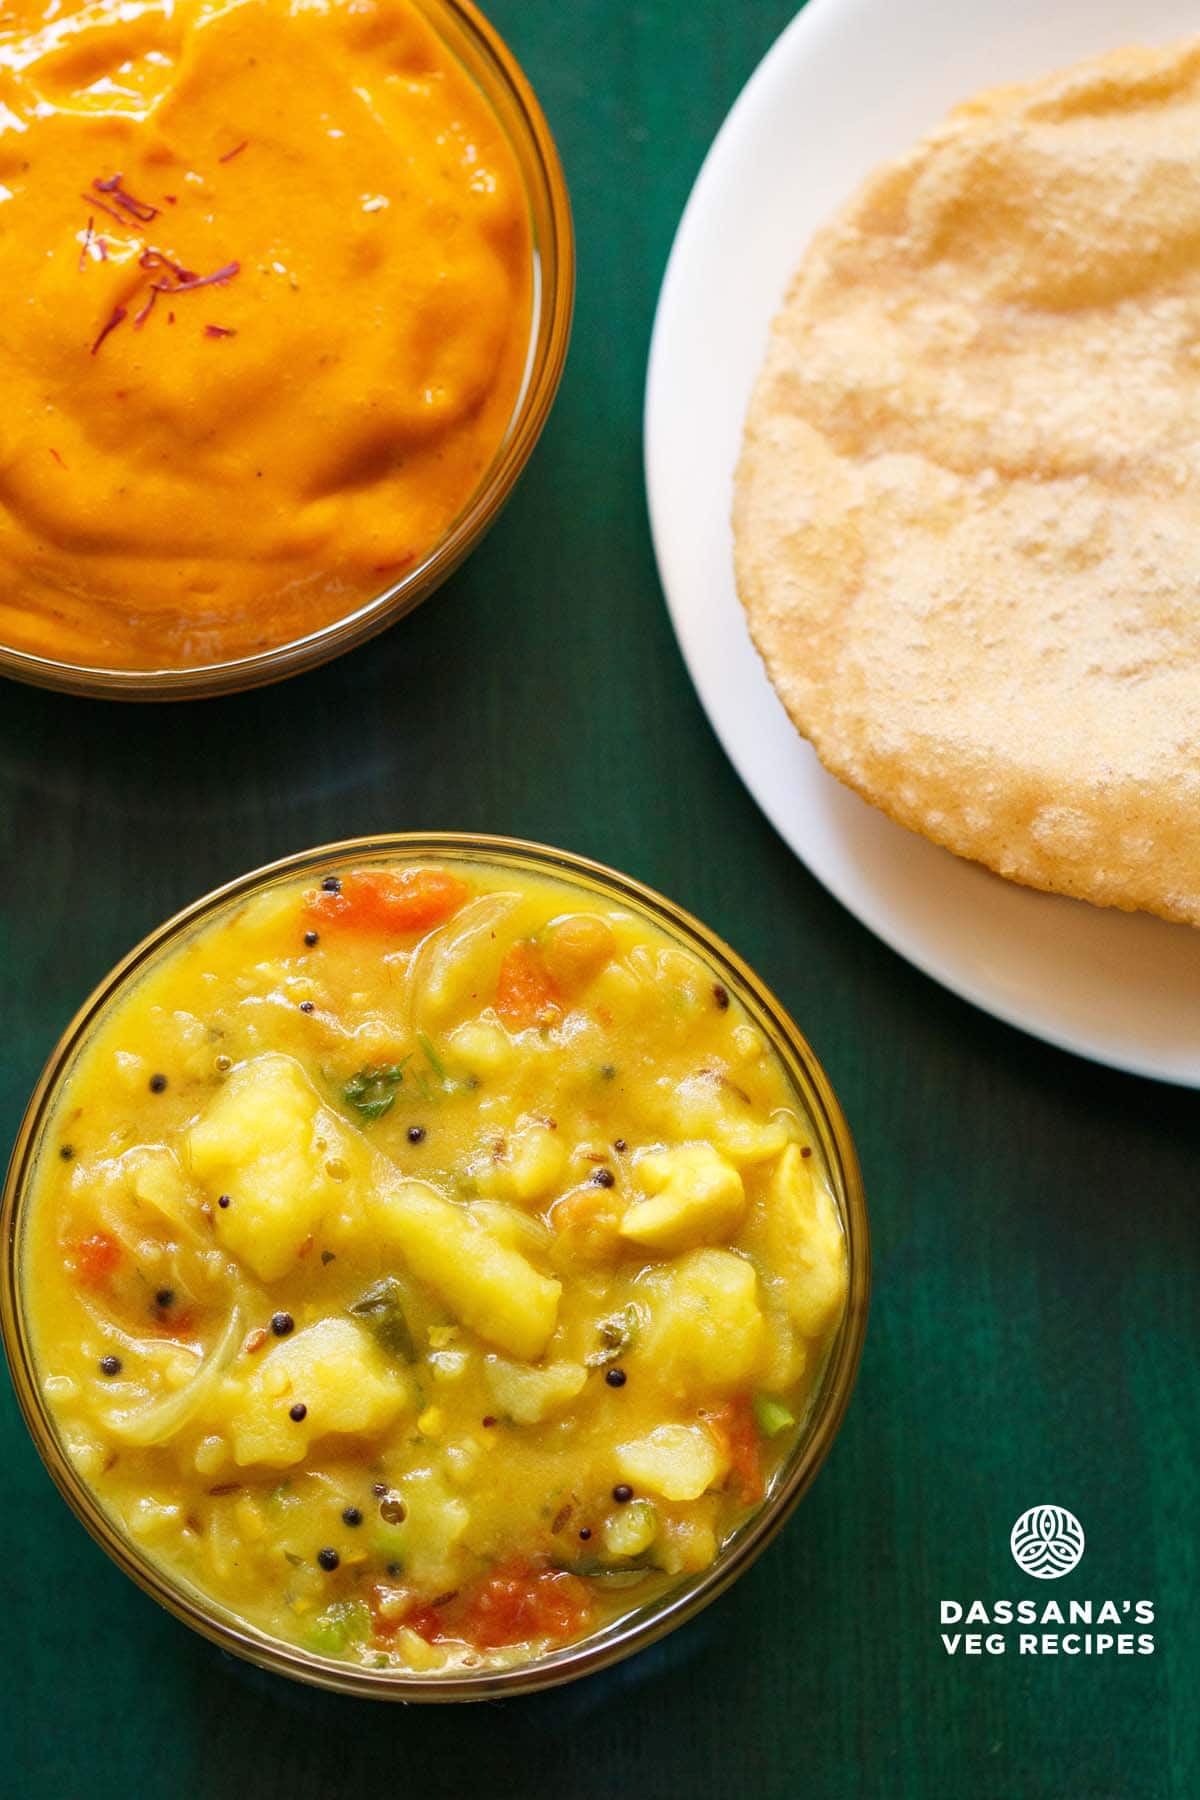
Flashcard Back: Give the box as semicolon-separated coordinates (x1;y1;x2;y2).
2;3;1196;1794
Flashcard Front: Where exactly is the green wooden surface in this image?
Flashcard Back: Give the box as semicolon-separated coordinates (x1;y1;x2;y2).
2;3;1197;1794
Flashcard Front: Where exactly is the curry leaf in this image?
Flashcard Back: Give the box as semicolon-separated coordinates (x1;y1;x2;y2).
342;1059;409;1121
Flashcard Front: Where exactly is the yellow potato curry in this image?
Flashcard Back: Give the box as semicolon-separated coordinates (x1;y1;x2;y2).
23;857;848;1671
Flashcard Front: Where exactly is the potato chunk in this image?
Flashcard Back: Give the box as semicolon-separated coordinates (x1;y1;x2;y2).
620;1143;745;1253
472;1122;567;1205
639;1248;765;1394
614;1424;728;1502
215;1319;411;1468
370;1180;560;1360
602;1498;658;1557
758;1305;808;1393
374;1467;471;1589
483;1356;587;1423
187;1054;362;1281
667;1075;790;1165
765;1146;848;1338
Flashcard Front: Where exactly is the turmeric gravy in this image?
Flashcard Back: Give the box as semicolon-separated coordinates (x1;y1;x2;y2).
0;0;533;670
22;856;849;1673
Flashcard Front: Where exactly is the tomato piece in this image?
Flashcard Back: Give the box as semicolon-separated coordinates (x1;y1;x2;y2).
549;1184;607;1235
304;868;469;934
402;1604;446;1645
151;1309;196;1338
370;1564;592;1652
707;1398;765;1503
495;941;562;1029
547;1183;621;1264
368;1583;447;1645
70;1232;121;1289
454;1562;592;1650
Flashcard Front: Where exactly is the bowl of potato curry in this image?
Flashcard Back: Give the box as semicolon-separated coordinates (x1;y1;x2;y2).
1;836;868;1696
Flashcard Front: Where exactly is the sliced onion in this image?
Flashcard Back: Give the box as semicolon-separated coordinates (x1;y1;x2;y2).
84;1148;211;1271
125;1149;211;1249
467;1198;553;1257
75;1289;177;1361
105;1303;242;1447
406;893;521;1031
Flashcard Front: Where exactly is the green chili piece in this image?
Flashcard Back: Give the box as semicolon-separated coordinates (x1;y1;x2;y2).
348;1277;417;1363
752;1394;796;1438
303;1599;371;1656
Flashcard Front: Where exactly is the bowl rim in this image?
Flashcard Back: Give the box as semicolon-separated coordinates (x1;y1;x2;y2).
0;832;870;1700
0;0;574;702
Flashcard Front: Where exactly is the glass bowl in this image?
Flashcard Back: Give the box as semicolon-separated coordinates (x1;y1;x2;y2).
0;2;573;702
0;835;869;1698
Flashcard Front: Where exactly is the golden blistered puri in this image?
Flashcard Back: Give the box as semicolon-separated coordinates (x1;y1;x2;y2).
735;37;1200;927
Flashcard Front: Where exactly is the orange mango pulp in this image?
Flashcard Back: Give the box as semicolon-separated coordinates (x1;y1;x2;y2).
0;0;533;668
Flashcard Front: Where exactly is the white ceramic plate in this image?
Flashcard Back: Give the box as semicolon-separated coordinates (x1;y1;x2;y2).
645;0;1200;1086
